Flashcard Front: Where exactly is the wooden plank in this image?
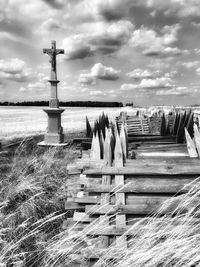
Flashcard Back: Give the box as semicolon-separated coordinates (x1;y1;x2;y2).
73;212;93;222
83;178;193;193
84;163;200;175
135;151;189;158
72;196;99;204
86;196;180;215
185;128;198;158
67;159;104;171
65;201;85;211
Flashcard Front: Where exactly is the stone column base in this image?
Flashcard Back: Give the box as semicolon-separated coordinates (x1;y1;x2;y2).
44;133;64;144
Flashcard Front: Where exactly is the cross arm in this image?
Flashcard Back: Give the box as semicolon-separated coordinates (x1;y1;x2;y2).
43;48;52;55
56;49;64;55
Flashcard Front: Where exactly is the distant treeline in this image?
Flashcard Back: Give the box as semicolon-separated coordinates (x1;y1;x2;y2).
0;101;123;107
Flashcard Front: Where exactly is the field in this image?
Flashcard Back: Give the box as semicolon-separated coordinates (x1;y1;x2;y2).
0;106;130;140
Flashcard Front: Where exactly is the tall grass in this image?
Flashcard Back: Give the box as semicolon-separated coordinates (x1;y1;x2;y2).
0;141;79;267
1;142;200;266
43;178;200;267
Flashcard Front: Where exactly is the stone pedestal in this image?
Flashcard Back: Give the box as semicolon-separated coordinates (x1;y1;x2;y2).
43;108;65;144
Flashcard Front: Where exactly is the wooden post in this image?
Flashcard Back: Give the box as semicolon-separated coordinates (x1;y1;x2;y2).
99;127;112;248
114;132;127;248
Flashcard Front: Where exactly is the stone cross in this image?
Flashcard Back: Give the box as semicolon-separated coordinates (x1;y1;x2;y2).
43;40;64;108
43;40;64;80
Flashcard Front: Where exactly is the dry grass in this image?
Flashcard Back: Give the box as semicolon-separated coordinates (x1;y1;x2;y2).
42;178;200;267
1;139;200;266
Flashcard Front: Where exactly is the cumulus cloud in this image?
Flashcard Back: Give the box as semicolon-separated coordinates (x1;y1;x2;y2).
42;0;66;9
79;63;120;85
0;58;35;83
147;0;200;18
89;90;104;95
129;24;184;57
196;67;200;75
62;20;134;59
78;73;96;85
62;35;93;60
19;72;49;92
38;18;60;34
127;68;161;80
120;77;174;91
143;47;187;57
156;86;189;96
181;61;199;68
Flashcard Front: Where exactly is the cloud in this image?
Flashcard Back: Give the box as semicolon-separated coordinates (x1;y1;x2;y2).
42;0;66;9
79;63;120;85
0;58;25;74
90;20;134;54
38;18;60;34
156;86;189;96
147;0;200;18
89;90;104;95
78;73;96;85
191;22;200;27
127;68;162;80
120;83;138;91
62;35;93;60
140;77;174;89
129;24;183;57
120;77;174;91
181;61;199;68
196;67;200;75
0;58;35;83
19;73;49;92
92;63;120;80
62;20;134;59
143;47;187;57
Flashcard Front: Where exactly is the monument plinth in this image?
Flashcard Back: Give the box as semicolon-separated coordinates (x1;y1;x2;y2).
38;40;67;146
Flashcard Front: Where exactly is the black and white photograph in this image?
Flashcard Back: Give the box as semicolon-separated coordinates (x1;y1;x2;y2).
1;0;200;266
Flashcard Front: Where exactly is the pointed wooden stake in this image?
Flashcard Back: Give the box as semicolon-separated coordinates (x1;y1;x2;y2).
194;124;200;158
185;128;198;158
90;133;101;160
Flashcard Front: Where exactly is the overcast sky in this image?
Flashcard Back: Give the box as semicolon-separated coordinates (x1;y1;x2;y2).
1;0;200;106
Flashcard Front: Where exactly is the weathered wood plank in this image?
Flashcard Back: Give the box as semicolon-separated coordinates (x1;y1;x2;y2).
72;196;100;204
84;164;200;175
135;151;189;158
83;178;193;193
86;196;180;215
73;212;93;222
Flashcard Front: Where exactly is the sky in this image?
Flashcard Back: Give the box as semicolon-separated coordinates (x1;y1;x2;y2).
1;0;200;106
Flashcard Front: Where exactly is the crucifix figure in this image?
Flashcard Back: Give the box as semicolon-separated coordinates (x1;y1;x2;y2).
43;40;64;108
43;40;64;80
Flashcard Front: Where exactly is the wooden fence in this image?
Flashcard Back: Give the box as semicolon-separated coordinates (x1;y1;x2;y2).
65;113;200;263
